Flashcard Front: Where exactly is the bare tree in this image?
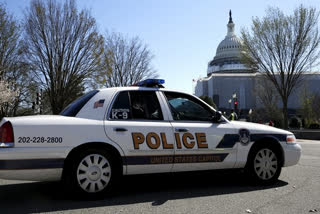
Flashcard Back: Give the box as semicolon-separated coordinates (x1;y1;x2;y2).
0;4;20;78
255;76;280;111
93;32;157;88
0;4;26;118
241;5;320;128
254;76;283;126
24;0;104;114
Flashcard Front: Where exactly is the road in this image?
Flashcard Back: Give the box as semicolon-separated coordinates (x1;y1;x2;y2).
0;140;319;214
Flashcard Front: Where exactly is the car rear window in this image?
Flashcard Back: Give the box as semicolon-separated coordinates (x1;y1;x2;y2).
60;90;99;117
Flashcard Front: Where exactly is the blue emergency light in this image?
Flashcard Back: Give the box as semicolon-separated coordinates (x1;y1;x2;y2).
134;79;165;87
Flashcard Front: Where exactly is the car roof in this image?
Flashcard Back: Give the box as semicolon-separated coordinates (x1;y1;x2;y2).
97;86;190;95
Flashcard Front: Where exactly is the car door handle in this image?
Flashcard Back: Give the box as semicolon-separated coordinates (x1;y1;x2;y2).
175;128;189;132
114;128;128;132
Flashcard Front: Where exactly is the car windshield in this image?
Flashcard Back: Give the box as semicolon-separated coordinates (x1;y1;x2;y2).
60;90;99;117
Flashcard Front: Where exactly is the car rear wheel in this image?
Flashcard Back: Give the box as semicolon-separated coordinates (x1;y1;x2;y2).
246;145;281;184
76;153;112;193
65;148;118;198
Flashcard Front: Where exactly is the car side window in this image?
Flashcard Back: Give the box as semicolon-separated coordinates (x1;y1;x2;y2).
164;92;213;121
110;91;131;120
129;91;163;120
109;91;163;120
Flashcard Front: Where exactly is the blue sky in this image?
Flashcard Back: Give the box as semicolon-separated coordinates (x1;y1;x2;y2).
2;0;320;93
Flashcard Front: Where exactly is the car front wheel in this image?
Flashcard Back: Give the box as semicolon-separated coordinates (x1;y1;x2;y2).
246;145;282;184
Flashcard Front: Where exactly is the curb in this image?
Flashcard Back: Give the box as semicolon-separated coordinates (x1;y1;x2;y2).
290;130;320;140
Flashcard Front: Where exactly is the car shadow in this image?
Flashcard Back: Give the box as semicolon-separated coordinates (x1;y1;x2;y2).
0;170;288;214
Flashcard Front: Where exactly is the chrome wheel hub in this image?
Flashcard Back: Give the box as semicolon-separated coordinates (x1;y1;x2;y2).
254;148;278;180
77;154;111;193
87;166;101;181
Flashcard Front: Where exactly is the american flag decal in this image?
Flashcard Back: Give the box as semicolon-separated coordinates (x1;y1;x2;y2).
94;99;105;108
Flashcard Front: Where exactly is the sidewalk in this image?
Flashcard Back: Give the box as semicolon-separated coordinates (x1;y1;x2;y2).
297;139;320;144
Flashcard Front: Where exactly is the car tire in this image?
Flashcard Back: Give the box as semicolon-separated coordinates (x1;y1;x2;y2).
64;148;118;198
246;144;282;185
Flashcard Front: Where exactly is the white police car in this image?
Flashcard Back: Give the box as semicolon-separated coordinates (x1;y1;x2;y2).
0;79;301;197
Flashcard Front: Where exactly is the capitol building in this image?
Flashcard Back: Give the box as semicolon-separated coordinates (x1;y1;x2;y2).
194;11;320;114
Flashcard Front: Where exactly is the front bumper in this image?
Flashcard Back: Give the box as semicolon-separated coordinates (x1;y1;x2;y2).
283;143;302;167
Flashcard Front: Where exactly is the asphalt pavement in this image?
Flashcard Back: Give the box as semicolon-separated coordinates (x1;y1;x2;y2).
0;139;319;214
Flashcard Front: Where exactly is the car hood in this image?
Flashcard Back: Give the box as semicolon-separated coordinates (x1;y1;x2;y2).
229;121;292;135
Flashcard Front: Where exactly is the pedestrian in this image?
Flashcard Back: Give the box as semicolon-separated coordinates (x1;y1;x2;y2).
269;120;274;126
229;109;238;121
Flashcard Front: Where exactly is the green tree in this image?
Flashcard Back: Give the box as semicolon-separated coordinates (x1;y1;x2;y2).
301;96;314;127
92;32;157;88
299;86;317;128
199;96;217;109
24;0;104;114
312;93;320;121
241;5;320;129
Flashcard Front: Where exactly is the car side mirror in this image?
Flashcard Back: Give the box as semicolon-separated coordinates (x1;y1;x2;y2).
212;111;222;122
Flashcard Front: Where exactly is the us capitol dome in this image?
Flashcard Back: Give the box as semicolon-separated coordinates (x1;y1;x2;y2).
194;10;319;114
207;10;253;75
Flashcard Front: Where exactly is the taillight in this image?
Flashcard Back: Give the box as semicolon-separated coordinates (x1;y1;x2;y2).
0;121;14;148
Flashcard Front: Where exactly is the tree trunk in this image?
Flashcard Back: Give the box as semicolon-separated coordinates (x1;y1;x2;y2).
282;98;288;129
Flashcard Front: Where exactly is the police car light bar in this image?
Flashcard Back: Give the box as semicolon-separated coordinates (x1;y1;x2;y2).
133;79;165;87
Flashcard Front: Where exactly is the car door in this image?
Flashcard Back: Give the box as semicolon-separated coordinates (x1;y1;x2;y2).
104;89;175;175
161;91;238;172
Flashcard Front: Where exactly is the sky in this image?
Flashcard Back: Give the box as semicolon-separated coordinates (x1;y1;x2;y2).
2;0;320;94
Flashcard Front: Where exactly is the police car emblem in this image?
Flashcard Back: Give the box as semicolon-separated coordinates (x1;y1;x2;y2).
239;129;250;145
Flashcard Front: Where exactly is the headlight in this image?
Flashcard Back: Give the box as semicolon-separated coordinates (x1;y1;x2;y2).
286;134;296;144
